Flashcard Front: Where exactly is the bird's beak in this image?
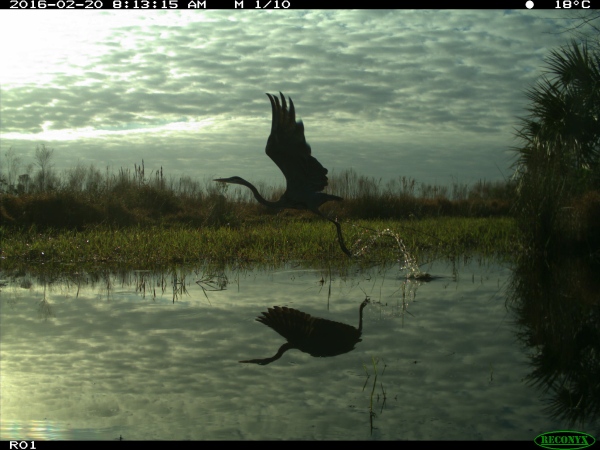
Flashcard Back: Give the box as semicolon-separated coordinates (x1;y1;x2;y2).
214;178;227;182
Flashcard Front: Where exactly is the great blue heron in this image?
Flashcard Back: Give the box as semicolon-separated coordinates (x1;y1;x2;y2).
214;92;352;257
240;298;369;365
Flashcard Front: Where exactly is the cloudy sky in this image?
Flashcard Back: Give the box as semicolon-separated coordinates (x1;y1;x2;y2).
0;10;593;191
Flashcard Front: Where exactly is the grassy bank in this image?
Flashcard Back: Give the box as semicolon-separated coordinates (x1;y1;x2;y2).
1;159;520;269
0;217;518;269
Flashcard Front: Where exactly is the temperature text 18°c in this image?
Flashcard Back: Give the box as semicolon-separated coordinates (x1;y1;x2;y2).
555;0;591;7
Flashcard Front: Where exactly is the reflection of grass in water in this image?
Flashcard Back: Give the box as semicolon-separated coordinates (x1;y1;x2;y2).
137;267;227;303
171;270;187;303
14;265;230;306
194;268;228;304
133;270;152;298
363;356;387;435
38;297;53;320
38;283;54;320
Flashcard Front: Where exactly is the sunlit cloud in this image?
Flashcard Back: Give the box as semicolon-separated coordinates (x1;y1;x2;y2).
3;119;215;141
0;10;585;186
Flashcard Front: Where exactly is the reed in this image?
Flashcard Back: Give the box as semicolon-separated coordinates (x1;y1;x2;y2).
1;159;514;232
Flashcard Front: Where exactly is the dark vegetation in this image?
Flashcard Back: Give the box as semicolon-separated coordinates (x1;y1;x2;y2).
0;155;514;231
512;40;600;257
506;29;600;430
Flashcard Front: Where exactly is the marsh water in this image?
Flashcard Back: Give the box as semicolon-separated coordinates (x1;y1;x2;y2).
1;257;598;440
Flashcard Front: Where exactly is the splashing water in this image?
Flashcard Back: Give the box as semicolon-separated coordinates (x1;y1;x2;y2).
352;227;422;279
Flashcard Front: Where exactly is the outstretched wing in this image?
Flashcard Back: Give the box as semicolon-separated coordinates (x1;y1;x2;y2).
257;306;317;342
265;93;329;193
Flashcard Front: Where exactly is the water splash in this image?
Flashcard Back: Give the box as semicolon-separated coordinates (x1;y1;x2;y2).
352;227;423;279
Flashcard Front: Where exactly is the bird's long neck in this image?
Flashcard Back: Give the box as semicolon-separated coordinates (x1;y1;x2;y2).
239;179;283;209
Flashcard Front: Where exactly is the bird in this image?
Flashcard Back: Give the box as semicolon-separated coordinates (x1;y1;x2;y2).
240;298;369;365
214;92;352;257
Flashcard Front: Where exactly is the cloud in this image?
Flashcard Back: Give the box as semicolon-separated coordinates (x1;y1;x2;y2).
0;10;580;186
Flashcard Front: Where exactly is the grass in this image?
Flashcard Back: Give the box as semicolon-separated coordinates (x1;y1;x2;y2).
1;160;515;230
0;216;518;270
1;159;521;270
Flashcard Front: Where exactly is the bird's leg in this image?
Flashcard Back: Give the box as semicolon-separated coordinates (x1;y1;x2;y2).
311;208;352;257
331;218;352;258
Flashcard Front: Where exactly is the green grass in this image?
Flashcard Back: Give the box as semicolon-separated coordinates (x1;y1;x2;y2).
0;217;518;270
1;161;522;270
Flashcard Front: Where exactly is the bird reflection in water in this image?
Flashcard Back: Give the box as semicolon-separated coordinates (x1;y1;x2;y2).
240;298;369;365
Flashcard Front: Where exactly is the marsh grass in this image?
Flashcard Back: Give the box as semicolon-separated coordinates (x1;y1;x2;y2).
1;217;518;269
1;160;519;268
1;161;514;231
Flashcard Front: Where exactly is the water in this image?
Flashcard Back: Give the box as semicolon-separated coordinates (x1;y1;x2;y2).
1;258;598;440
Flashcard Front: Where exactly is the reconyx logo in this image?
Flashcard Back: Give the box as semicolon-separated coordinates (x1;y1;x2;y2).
535;431;596;450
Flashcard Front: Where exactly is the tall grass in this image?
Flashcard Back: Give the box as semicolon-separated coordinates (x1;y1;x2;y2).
0;155;520;266
1;159;514;231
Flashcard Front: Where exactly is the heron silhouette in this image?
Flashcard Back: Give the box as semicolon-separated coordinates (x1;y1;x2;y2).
214;92;352;257
240;298;369;365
